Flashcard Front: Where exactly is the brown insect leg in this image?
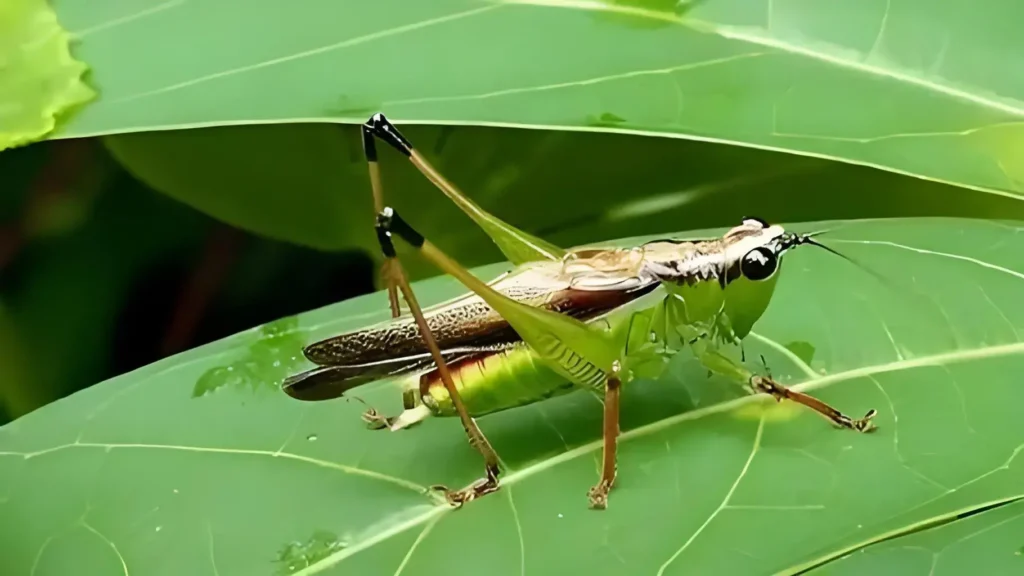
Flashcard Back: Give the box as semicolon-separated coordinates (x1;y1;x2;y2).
588;361;622;510
362;125;402;318
750;375;877;433
374;209;502;507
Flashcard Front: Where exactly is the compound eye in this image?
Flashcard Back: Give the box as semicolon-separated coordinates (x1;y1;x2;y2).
741;247;778;281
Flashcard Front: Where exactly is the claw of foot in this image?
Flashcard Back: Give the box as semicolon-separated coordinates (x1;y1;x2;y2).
427;477;500;509
360;408;392;430
848;409;878;433
427;484;466;508
587;480;613;510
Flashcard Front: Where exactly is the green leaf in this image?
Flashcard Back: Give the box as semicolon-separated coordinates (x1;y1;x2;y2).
0;0;96;151
2;217;1023;574
49;0;1024;195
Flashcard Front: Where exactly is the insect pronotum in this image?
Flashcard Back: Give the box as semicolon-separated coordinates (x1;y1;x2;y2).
282;113;877;510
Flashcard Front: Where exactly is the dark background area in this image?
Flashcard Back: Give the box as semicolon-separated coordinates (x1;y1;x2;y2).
0;138;376;425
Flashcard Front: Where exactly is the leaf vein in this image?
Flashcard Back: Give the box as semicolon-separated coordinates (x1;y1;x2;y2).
656;415;764;575
110;5;502;104
772;121;1024;144
382;53;767;109
497;0;1024;117
72;0;186;39
831;239;1024;282
865;0;891;61
392;516;440;576
81;520;129;576
507;488;527;576
748;332;817;379
206;522;221;576
29;535;55;576
0;442;427;494
867;375;949;492
975;284;1020;341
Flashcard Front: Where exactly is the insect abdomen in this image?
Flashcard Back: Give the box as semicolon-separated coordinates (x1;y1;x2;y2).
418;344;578;417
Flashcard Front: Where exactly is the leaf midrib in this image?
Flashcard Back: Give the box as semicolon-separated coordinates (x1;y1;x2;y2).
293;338;1024;575
778;495;1024;575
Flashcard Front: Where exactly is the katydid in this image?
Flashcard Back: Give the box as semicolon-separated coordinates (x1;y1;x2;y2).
282;113;877;510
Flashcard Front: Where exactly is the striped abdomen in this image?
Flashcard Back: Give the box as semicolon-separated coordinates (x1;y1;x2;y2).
416;343;585;418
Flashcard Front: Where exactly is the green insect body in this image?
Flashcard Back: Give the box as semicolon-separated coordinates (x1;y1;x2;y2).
282;112;876;509
286;223;788;429
417;275;780;422
412;285;670;420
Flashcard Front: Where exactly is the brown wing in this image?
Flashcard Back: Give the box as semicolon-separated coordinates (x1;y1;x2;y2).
282;349;490;401
301;258;660;368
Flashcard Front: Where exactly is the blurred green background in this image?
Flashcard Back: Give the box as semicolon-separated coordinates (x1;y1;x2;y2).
3;122;1024;426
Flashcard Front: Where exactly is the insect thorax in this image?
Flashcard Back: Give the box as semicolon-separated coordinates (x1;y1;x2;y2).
638;237;783;343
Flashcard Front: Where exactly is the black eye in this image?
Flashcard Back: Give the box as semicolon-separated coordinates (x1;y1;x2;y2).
741;247;777;281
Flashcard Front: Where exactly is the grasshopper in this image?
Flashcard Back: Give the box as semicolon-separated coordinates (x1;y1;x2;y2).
282;113;877;510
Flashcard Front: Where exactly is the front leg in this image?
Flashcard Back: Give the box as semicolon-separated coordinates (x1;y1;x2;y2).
749;374;876;432
698;347;877;433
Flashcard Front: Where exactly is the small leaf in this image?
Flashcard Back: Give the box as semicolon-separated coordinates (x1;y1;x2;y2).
0;0;95;151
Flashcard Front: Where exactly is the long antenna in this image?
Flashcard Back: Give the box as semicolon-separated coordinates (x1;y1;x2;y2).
795;231;957;347
793;232;897;288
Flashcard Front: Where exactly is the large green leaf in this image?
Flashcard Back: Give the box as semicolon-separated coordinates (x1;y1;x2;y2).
2;217;1023;575
50;0;1024;196
0;0;95;151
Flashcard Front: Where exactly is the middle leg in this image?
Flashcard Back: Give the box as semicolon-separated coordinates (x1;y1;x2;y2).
588;361;623;510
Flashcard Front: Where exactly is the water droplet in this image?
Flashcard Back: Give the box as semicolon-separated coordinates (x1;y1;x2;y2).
307;434;318;442
649;331;657;342
290;356;297;361
557;513;563;519
273;360;281;367
173;489;179;494
155;526;162;532
226;366;234;372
